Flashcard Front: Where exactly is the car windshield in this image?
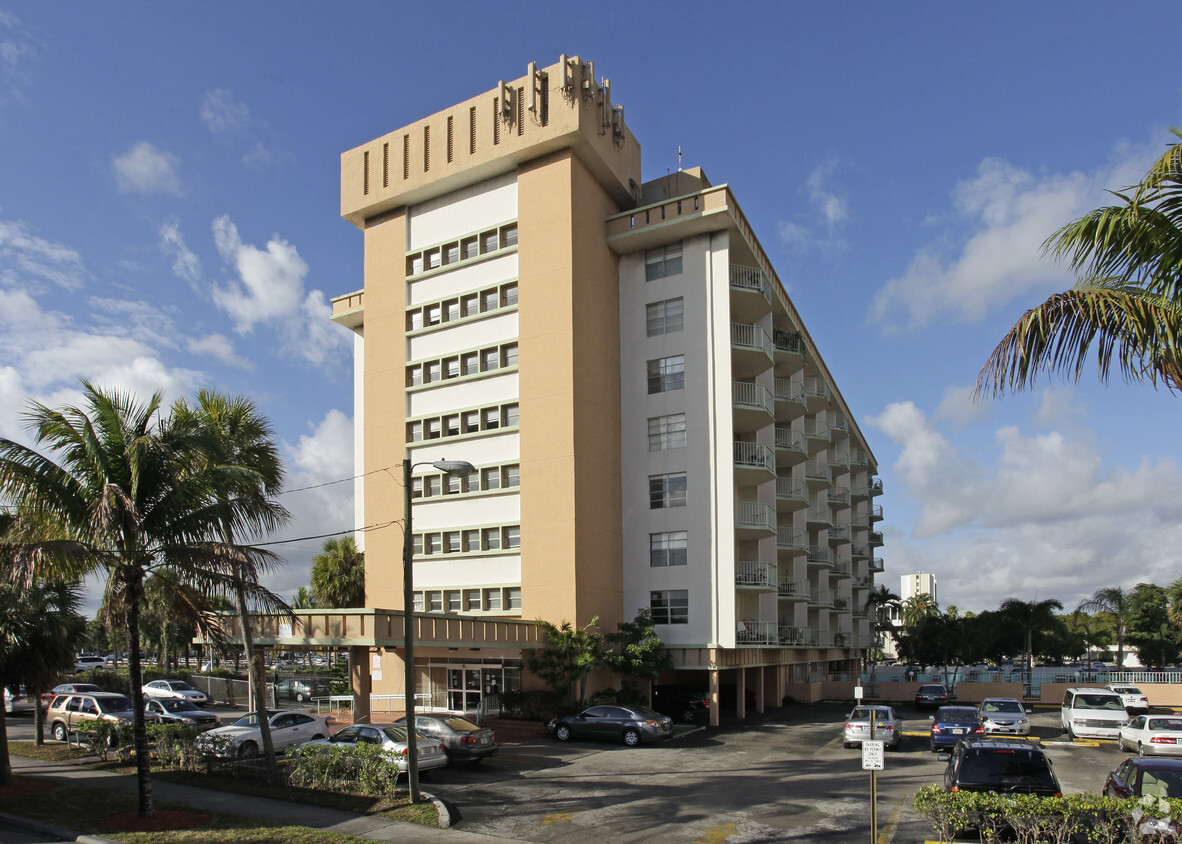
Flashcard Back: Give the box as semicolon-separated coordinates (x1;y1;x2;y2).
852;707;891;722
167;681;195;691
1149;719;1182;732
937;708;978;722
161;699;200;712
231;711;276;728
631;706;664;720
983;701;1023;714
959;750;1056;788
1076;694;1125;711
381;725;413;742
919;686;945;693
442;717;480;731
1143;770;1182;798
94;696;134;713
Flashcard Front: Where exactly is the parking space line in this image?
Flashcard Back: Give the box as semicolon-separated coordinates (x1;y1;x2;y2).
877;793;907;844
814;734;843;755
541;811;579;825
693;822;738;843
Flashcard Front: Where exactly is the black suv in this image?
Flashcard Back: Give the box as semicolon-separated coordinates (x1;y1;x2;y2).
651;685;710;724
941;737;1061;796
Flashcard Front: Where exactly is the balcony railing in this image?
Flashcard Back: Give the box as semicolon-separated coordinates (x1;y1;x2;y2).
806;503;833;526
804;377;831;404
735;501;776;532
779;624;806;645
778;578;806;599
807;545;834;565
774;427;805;455
803;419;829;440
871;477;884;496
828;412;848;435
735;560;776;589
869;530;884;547
828;486;850;506
734;441;775;473
730;265;770;300
777;526;808;553
850;447;869;467
809;588;833;606
851;544;870;560
776;476;808;506
733;381;774;416
773;329;804;355
870;504;884;522
831;560;852;577
737;619;777;645
833;597;849;611
870;557;885;573
828;527;851;546
804;460;831;482
731;322;774;357
774;378;806;407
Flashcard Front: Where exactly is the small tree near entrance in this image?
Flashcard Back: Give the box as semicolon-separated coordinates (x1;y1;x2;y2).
603;610;672;705
525;618;604;704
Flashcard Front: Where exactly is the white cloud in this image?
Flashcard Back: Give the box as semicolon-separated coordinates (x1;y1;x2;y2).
210;215;348;364
934;384;990;428
0;219;87;290
159;218;201;284
200;89;251;135
113;141;182;196
186;333;252;369
776;159;849;252
0;10;39;106
1033;387;1087;429
806;158;848;228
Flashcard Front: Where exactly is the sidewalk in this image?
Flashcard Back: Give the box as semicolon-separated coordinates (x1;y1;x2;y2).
5;756;526;844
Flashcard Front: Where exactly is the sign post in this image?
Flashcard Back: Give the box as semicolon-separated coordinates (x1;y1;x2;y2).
862;717;883;842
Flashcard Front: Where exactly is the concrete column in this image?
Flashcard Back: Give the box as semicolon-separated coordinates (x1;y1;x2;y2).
350;646;372;724
709;667;721;727
756;665;765;714
736;667;747;720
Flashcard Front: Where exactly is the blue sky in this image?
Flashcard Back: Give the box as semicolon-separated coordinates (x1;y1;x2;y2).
3;2;1182;617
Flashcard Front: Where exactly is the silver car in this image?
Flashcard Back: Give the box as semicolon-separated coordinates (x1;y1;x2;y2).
843;705;902;748
305;723;449;772
977;697;1031;735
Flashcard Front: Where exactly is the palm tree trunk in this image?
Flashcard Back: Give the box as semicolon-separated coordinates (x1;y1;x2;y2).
236;581;278;783
125;579;154;818
0;707;11;786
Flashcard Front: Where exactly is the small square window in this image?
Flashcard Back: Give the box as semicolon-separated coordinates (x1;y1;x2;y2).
463;411;480;433
413;592;424;612
412;535;424;556
506;587;522;610
482;467;500;490
407;365;422;387
462;353;479;376
424;476;441;497
481;231;498;253
445;473;461;494
503;464;520;487
424;361;441;383
425;534;441;555
504;526;521;548
462;237;479;260
482;408;500;430
445;300;460;321
424;304;441;326
407;421;423;442
502;404;519;427
425;418;441;440
445;244;460;265
424;249;441;270
463;472;480;493
501;224;518;248
465;590;481;611
410;477;424;500
444;531;461;553
482;527;501;550
484;589;502;611
481;288;498;311
408;255;424;276
502;343;518;368
481;348;499;371
427;591;443;612
447;591;462;612
463;530;481;552
461;294;480;317
443;414;460;437
407;310;424;331
501;283;518;307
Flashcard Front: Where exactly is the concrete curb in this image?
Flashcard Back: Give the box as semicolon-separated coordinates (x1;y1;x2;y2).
422;790;452;828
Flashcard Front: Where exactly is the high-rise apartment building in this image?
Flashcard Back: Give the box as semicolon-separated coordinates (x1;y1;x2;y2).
330;56;885;721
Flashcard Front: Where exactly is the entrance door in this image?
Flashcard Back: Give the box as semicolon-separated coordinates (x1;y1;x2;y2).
447;667;489;713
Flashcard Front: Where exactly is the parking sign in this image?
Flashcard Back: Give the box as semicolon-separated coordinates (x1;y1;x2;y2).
861;740;884;771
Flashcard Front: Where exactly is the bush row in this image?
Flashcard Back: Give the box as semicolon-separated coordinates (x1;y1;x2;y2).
913;785;1181;843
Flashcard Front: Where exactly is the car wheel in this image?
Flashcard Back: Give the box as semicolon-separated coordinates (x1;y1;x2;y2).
238;741;259;759
843;741;853;749
622;728;641;747
1067;726;1076;741
1138;742;1147;757
681;709;696;723
311;733;325;741
555;724;571;742
295;692;305;703
52;722;67;742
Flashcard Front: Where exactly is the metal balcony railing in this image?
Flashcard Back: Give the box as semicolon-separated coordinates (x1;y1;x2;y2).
806;504;833;525
733;381;774;416
870;504;884;522
803;419;829;440
869;531;884;547
729;265;770;299
735;560;776;588
850;447;869;467
869;557;885;573
828;486;850;506
731;322;774;356
776;476;808;503
809;588;832;606
804;460;830;482
778;578;806;598
774;427;805;453
733;441;775;473
774;378;806;405
735;501;776;532
871;477;884;496
807;545;834;565
736;619;777;645
777;526;808;552
831;560;852;577
773;329;804;355
804;377;830;403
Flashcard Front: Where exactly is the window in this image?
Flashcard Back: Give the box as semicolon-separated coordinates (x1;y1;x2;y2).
424;475;441;497
424;250;440;271
650;531;688;567
447;591;462;612
424;361;441;383
407;421;423;442
410;477;424;499
650;590;688;624
646;297;684;336
502;343;518;368
425;534;441;555
501;224;518;248
408;310;424;331
482;408;500;430
501;283;518;307
484;588;502;611
504;526;521;548
443;415;460;437
502;404;519;427
463;472;480;493
463;411;480;433
462;294;479;317
481;288;498;311
445;244;460;265
427;591;443;612
648;414;687;451
424;419;441;440
463;530;481;552
462;237;479;260
443;531;461;553
412;535;423;556
443;358;460;379
481;467;500;490
506;587;522;610
647;356;685;394
482;527;501;550
424;303;441;326
503;464;520;487
481;231;498;253
408;255;424;276
408;365;422;387
649;472;687;509
645;242;683;281
413;593;424;612
481;348;499;371
465;590;481;611
461;353;479;376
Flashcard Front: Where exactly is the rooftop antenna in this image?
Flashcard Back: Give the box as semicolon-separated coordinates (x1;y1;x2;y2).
678;145;682;172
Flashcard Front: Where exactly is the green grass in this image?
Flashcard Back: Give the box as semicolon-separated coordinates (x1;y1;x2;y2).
8;740;96;763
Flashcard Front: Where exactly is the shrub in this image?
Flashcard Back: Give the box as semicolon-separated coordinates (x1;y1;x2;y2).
74;719;133;761
286;742;402;795
499;689;564;721
145;722;203;770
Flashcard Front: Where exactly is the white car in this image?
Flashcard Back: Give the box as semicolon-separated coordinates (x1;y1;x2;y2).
4;686;35;715
304;723;448;773
74;656;108;673
143;680;209;706
1107;684;1150;713
196;709;328;759
977;697;1031;735
1118;715;1182;757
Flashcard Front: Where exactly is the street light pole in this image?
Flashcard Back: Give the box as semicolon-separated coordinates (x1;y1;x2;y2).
402;457;475;804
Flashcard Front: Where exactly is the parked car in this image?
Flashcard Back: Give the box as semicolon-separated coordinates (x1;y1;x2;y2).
914;684;950;710
1107;684;1150;713
42;683;103;704
4;686;35;715
305;723;448;773
976;698;1031;735
142;680;209;706
73;656;108;673
195;709;328;759
47;691;161;743
275;678;329;703
548;704;674;746
843;705;902;749
929;705;984;751
651;685;710;724
144;698;221;730
1118;715;1182;757
392;713;498;763
940;737;1061;796
1061;687;1128;740
1104;756;1182;798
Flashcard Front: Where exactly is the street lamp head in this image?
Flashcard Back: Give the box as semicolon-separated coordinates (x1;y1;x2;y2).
432;459;476;477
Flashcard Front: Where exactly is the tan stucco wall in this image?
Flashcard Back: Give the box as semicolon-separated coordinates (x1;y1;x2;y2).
517;149;623;629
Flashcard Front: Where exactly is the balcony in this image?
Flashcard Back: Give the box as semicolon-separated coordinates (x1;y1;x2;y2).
828;412;849;442
830;560;852;578
775;476;808;512
804;460;831;489
869;557;885;573
736;619;777;646
778;578;807;600
806;503;833;528
733;381;774;432
773;378;806;421
849;447;869;469
803;377;830;413
827;452;849;476
733;441;775;485
778;624;806;646
851;575;872;590
734;501;776;539
827;525;850;546
729;265;771;322
735;560;777;591
807;545;834;567
852;608;869;621
851;544;870;560
833;596;849;612
777;526;808;557
871;477;884;497
774;426;807;467
869;530;884;547
870;504;884;523
802;419;829;455
772;329;805;374
850;483;870;502
827;486;850;508
731;322;774;378
808;588;833;607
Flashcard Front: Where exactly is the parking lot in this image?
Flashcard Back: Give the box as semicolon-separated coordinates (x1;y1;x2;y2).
1;700;1153;843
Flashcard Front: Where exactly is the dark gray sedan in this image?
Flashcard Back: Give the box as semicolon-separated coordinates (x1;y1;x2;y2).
144;698;220;730
393;713;499;763
548;704;674;746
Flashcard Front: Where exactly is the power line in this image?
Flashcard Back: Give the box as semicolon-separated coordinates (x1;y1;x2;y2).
249;519;402;548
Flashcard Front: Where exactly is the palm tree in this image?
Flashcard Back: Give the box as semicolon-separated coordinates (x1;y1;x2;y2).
999;597;1064;679
1078;586;1132;669
311;536;365;608
292;586;317;609
901;593;939;631
0;381;281;817
172;389;292;784
977;129;1182;397
1167;577;1182;630
864;585;900;688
